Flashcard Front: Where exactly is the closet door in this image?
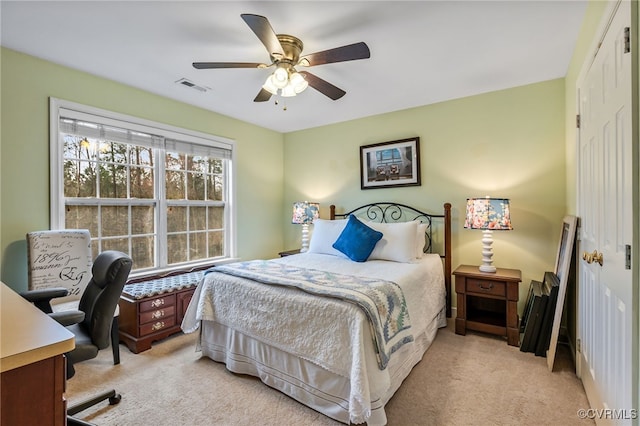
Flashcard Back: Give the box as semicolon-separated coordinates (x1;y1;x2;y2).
576;1;634;422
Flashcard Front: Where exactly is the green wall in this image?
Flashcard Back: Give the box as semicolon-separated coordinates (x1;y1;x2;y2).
0;1;614;314
0;47;285;292
283;78;567;311
0;47;570;310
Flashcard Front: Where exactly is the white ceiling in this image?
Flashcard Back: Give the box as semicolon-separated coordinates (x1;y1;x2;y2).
1;1;587;133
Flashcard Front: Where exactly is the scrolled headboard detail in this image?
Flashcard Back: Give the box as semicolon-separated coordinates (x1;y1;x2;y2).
330;202;452;317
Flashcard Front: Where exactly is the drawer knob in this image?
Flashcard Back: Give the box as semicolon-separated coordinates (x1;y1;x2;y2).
478;282;494;291
151;321;165;331
151;310;165;319
151;299;165;308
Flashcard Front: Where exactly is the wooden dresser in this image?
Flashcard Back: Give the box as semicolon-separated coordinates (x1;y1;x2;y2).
118;269;206;353
1;282;75;426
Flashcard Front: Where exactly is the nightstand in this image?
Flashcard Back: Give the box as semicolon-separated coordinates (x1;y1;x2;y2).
453;264;522;346
278;249;301;257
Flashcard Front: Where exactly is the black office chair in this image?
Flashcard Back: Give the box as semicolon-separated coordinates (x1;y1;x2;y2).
21;250;133;426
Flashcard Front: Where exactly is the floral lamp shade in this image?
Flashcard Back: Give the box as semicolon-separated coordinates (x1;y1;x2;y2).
464;197;512;273
292;201;319;252
292;201;320;224
464;198;513;230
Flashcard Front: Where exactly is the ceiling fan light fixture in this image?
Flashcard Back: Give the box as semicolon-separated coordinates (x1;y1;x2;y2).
289;72;308;94
281;84;297;97
272;66;289;89
262;75;279;95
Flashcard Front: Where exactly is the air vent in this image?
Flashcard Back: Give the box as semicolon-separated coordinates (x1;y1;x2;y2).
175;78;210;93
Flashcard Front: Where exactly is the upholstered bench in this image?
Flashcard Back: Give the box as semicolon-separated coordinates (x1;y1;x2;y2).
118;269;207;353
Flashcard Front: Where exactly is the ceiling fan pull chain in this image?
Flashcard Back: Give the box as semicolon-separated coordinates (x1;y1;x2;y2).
273;98;287;111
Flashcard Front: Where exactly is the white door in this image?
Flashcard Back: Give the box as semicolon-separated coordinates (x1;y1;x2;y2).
577;1;634;423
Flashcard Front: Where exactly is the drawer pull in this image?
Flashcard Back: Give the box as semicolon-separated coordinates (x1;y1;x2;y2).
151;310;165;319
477;282;494;291
151;299;165;308
151;321;165;331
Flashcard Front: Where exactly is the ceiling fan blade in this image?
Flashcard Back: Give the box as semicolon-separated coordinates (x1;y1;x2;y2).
253;88;272;102
298;71;346;100
193;62;264;69
240;14;285;58
299;42;370;67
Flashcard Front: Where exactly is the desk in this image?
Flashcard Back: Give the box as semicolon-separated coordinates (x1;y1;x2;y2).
1;282;75;426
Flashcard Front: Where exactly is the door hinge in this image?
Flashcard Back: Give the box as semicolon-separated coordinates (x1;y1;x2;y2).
576;114;581;129
577;338;581;353
625;244;631;269
624;27;630;54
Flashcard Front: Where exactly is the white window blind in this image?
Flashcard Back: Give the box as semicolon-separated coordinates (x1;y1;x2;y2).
165;138;232;160
59;118;164;149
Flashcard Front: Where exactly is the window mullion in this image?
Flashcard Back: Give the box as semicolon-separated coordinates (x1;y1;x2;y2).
224;159;231;258
156;144;167;269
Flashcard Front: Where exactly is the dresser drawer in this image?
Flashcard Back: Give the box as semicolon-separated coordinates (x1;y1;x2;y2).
139;316;176;336
139;305;175;325
466;278;505;297
139;294;176;312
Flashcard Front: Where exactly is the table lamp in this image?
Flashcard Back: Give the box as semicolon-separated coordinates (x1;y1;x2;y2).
292;201;320;252
464;197;512;273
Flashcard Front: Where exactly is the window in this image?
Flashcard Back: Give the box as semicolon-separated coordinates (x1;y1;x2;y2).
50;98;235;275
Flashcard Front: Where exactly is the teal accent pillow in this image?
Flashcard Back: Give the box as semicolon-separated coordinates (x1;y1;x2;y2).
332;215;383;262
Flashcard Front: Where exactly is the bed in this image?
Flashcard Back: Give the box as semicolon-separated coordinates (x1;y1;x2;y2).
182;202;452;425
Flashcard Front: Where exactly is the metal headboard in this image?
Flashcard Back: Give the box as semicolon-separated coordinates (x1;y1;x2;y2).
330;202;452;317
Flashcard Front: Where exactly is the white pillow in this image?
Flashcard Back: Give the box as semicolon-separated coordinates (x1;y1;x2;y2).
415;222;429;258
308;219;348;257
366;221;419;263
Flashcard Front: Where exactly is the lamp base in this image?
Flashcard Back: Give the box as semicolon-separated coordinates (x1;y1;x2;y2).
479;229;496;273
479;264;496;273
300;223;310;253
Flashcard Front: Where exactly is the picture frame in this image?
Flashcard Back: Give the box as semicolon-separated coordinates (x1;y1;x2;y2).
546;215;578;371
360;137;421;190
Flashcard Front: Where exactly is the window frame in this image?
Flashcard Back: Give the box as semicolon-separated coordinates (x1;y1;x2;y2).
49;98;237;277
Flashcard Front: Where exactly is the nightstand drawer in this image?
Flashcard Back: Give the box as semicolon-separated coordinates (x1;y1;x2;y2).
466;278;505;297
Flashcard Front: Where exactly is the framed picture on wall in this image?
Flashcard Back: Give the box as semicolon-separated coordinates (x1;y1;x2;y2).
360;137;421;189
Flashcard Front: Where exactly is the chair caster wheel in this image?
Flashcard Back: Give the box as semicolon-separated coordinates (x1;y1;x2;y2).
109;393;122;405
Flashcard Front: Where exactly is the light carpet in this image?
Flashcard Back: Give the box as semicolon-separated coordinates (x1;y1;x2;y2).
67;320;593;425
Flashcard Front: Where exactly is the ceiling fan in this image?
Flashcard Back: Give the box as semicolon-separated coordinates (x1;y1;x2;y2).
193;14;370;102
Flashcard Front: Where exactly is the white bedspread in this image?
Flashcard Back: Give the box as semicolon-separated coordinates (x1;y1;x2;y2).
182;253;445;424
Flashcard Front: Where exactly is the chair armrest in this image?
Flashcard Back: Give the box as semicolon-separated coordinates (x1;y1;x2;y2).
20;287;69;313
20;287;69;301
49;310;85;327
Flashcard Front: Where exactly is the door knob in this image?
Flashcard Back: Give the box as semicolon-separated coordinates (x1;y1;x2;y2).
582;250;603;266
592;250;603;266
